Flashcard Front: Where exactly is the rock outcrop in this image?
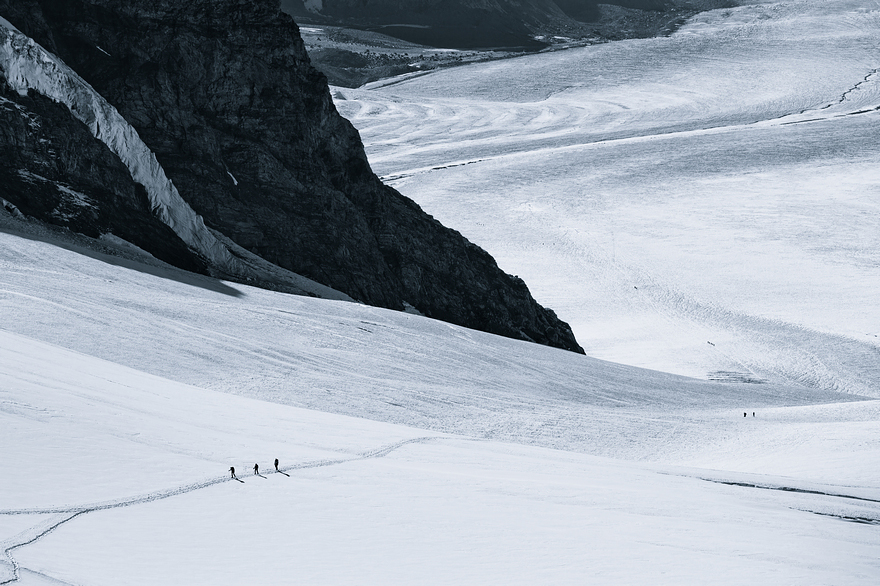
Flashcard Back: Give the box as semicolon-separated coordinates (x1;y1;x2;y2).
0;0;584;353
0;76;207;273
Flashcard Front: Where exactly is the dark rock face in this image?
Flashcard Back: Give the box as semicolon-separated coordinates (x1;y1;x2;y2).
0;84;208;273
283;0;738;49
1;0;584;353
284;0;557;50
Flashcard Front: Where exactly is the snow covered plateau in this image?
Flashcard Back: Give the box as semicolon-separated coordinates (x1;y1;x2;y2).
2;0;880;584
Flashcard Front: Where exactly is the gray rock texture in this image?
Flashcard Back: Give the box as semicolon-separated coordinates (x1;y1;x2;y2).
0;82;208;273
0;0;583;353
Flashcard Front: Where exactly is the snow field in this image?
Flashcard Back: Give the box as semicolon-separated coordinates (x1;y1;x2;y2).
0;228;865;467
13;440;880;585
333;0;880;393
1;224;879;583
3;0;880;582
2;332;878;584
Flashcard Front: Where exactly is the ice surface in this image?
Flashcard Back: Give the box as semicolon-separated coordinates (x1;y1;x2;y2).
335;0;880;393
1;215;879;583
2;324;879;585
3;1;880;583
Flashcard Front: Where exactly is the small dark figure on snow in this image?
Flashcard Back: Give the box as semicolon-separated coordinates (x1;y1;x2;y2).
230;466;236;479
744;412;747;417
254;463;259;475
753;412;755;417
274;458;279;472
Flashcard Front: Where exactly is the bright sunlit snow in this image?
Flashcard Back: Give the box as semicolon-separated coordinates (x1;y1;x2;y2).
1;231;879;584
336;0;880;394
3;1;880;584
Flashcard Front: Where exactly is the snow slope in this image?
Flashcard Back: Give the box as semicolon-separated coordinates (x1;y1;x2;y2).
2;314;879;584
0;223;864;464
3;1;880;582
2;214;880;584
335;0;880;395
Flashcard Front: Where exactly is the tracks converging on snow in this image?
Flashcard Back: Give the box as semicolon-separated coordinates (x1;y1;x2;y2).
699;478;880;505
0;436;446;585
694;476;880;526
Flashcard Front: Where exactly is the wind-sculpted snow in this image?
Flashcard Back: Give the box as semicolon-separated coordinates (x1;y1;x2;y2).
0;20;247;276
334;0;880;394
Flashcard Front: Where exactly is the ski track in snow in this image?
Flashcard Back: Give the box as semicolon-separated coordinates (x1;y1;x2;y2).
0;436;447;585
3;3;880;582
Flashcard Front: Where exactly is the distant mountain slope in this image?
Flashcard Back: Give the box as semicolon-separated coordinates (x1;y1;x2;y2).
282;0;737;49
0;0;583;353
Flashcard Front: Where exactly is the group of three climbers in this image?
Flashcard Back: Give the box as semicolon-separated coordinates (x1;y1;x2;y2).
229;458;280;479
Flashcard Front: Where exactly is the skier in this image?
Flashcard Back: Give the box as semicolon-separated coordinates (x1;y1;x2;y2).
254;463;259;475
274;458;279;472
230;466;236;479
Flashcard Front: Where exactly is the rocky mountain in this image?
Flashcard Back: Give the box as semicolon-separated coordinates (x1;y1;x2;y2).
282;0;737;49
0;0;583;353
0;77;208;275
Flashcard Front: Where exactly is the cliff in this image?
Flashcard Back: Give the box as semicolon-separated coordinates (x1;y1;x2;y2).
0;0;584;353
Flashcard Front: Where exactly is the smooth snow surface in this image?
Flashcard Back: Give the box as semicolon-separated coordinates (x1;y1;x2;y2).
3;1;880;583
2;212;879;584
335;0;880;395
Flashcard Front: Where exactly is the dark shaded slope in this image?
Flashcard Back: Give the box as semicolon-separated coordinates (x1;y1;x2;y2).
1;0;583;353
283;0;738;50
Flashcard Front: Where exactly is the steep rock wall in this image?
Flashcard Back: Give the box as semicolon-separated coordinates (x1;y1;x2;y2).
0;19;255;275
0;80;208;273
1;0;583;353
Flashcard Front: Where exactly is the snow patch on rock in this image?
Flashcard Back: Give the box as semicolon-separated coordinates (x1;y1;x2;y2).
0;22;249;276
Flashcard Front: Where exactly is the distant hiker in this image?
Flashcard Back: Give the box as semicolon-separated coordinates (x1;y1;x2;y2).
254;463;259;475
744;412;747;417
230;466;236;479
274;458;279;472
753;412;755;417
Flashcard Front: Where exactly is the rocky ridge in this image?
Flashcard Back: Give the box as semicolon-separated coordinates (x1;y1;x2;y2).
0;0;584;353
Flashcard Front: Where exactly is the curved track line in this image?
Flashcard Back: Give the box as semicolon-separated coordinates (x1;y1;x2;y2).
1;512;84;586
0;435;447;584
700;478;880;504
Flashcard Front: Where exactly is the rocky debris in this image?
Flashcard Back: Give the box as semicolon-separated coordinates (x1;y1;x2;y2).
300;26;521;88
0;0;584;353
